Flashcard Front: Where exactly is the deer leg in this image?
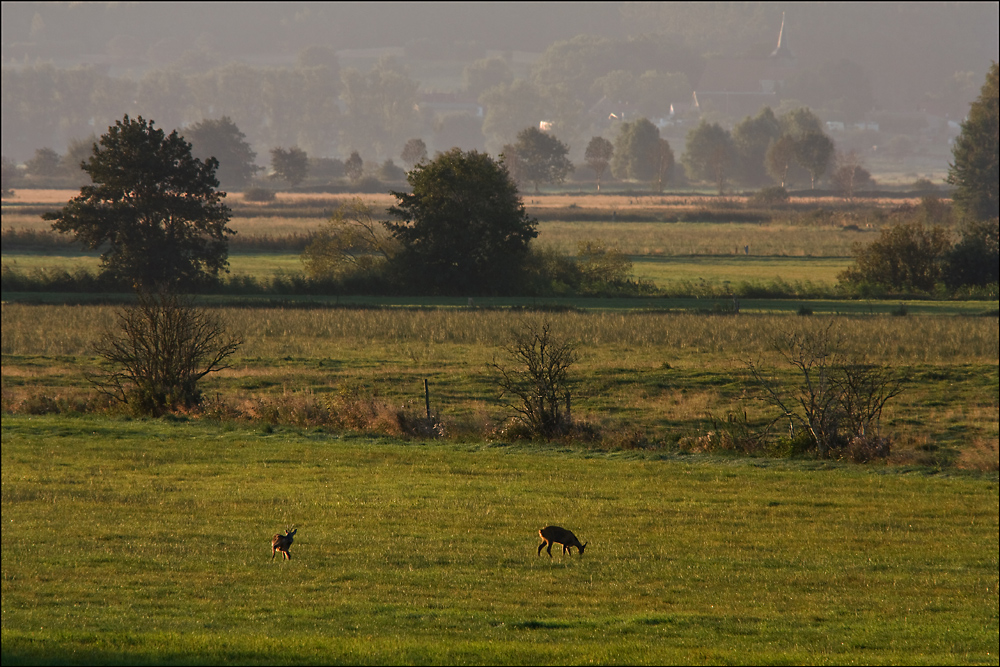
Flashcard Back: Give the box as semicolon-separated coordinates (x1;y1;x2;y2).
538;541;546;556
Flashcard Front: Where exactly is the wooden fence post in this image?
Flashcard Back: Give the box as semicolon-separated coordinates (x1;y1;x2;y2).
424;378;431;420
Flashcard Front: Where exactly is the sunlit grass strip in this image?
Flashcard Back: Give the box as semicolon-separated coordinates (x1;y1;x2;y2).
1;415;997;665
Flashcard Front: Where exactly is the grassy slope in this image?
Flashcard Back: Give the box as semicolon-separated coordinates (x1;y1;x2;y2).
2;415;997;665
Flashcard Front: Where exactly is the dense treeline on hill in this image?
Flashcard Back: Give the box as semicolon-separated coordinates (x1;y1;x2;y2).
2;3;995;165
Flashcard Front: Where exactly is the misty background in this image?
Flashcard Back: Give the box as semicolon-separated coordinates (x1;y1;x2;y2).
2;1;997;183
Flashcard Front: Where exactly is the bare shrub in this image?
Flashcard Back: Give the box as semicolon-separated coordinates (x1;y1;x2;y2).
744;322;905;460
92;289;242;416
490;321;577;439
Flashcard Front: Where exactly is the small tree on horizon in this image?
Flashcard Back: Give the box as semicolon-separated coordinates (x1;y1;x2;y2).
682;120;737;194
584;136;614;190
25;147;62;177
400;137;428;170
502;126;573;193
186;116;259;190
611;118;662;184
270;146;309;187
345;150;364;182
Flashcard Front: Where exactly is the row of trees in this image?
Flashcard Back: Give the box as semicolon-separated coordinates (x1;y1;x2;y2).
3;47;691;164
41;115;635;301
490;106;844;194
9;104;843;196
0;36;881;170
40;61;998;299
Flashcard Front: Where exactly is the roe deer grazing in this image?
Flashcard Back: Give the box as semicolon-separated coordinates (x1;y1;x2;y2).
538;525;587;557
271;528;297;560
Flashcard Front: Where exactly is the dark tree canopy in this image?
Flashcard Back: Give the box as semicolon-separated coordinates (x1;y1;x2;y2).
948;62;999;221
840;219;951;292
44;115;234;291
503;126;573;193
384;148;538;295
185;116;259;190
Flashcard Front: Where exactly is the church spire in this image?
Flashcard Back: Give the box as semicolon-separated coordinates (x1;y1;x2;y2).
770;12;794;60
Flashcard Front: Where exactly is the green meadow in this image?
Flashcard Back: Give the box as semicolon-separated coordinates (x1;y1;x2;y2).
2;415;997;665
3;193;998;664
2;218;863;291
3;305;998;466
1;250;853;293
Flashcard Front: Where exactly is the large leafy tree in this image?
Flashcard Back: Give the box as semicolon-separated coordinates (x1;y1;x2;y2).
765;135;798;188
185;116;259;190
948;62;999;221
384;148;538;295
503;126;573;193
44;115;234;291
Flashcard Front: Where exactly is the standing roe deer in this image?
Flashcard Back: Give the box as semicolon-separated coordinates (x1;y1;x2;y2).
271;528;296;560
538;525;587;557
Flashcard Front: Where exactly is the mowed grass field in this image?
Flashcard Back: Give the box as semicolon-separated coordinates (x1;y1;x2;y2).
3;190;998;664
2;414;997;665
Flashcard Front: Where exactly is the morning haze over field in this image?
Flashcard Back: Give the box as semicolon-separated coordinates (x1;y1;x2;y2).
2;3;998;665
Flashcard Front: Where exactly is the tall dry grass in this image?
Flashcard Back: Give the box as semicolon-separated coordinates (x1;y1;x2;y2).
3;304;997;364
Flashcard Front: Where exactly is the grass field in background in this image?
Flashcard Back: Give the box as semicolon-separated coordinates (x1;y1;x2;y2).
2;414;997;665
4;305;997;468
1;250;854;289
3;183;994;665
